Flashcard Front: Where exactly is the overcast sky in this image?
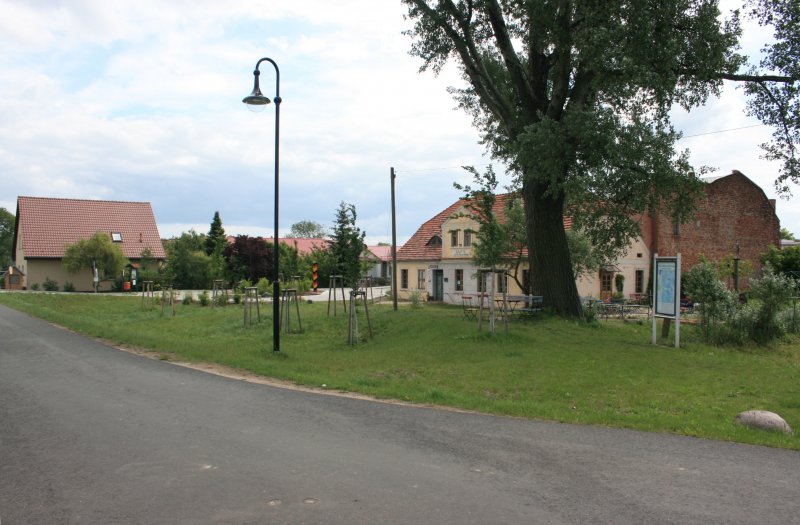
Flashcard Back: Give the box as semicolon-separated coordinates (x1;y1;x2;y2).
1;0;797;246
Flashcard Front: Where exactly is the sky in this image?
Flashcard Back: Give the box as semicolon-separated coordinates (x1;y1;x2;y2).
1;0;798;246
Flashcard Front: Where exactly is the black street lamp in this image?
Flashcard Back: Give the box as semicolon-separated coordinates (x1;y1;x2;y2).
243;57;282;352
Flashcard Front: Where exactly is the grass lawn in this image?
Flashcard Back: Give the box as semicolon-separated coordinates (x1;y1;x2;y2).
2;292;799;450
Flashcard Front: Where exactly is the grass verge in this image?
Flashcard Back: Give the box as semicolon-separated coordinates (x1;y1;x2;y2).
2;292;799;449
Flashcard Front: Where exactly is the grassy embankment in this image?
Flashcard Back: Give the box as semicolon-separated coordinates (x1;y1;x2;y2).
1;292;798;449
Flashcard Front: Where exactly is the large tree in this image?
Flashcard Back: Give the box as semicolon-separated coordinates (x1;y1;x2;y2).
224;235;276;284
287;220;327;239
0;207;14;268
403;0;798;317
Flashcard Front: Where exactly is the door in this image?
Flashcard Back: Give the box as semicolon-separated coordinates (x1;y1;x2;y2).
432;270;444;301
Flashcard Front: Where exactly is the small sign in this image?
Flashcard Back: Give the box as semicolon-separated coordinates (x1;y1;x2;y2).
654;258;677;318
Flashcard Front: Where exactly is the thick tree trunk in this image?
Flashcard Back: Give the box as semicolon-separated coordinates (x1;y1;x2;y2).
523;180;582;318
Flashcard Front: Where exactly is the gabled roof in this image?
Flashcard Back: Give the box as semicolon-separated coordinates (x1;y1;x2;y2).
14;196;166;260
398;193;572;261
366;245;392;261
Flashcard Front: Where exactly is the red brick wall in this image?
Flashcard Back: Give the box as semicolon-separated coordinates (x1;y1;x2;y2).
651;171;780;289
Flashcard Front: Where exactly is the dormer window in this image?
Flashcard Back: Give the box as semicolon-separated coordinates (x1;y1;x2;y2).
111;232;123;242
426;235;442;247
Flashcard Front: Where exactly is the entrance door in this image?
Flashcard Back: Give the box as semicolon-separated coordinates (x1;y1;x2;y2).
432;270;444;301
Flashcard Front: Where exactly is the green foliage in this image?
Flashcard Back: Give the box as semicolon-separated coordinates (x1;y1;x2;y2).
31;283;39;291
683;262;737;341
307;246;339;289
63;282;75;293
744;0;800;194
163;230;211;289
256;277;271;296
330;202;366;288
761;244;800;275
409;290;423;308
747;266;795;343
215;292;228;307
615;274;625;293
287;220;326;238
565;229;603;280
137;247;161;285
182;292;193;305
198;290;210;307
43;277;58;292
62;232;129;281
0;207;14;268
780;227;796;241
205;211;226;256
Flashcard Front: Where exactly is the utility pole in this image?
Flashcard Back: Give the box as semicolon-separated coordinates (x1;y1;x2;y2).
391;167;398;311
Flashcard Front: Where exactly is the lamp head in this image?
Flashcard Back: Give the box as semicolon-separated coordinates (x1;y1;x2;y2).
242;69;271;109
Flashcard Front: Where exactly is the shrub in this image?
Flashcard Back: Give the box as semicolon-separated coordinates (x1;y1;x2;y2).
198;290;210;307
62;282;75;292
182;292;193;305
257;277;271;296
43;277;59;292
683;262;736;341
409;290;423;308
746;267;794;344
233;291;242;304
215;292;228;307
31;283;40;291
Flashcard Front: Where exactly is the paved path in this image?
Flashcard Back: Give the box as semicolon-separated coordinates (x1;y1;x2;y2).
1;304;798;524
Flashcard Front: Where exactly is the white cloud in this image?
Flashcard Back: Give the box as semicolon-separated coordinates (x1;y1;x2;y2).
0;0;797;243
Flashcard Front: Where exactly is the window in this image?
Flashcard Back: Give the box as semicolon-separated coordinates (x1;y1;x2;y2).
455;269;464;291
450;230;459;247
10;275;20;285
417;269;426;290
463;230;472;247
497;272;507;293
401;269;409;289
672;222;680;236
426;236;442;247
111;232;123;242
635;270;644;294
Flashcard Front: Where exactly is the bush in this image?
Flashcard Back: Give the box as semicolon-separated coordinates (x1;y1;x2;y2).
233;291;242;304
257;277;271;296
409;290;423;308
182;292;193;305
31;283;40;291
215;292;228;307
746;267;794;344
198;290;210;307
683;262;736;341
43;277;59;292
62;282;75;292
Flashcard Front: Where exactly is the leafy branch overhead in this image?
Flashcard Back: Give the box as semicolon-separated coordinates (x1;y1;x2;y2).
403;0;799;317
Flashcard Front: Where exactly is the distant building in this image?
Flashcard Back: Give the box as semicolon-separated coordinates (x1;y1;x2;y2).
13;196;166;291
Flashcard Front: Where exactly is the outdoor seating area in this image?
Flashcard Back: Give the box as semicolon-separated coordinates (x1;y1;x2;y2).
462;294;544;322
584;295;652;320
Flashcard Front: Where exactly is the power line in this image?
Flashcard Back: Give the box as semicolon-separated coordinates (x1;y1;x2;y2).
680;123;765;139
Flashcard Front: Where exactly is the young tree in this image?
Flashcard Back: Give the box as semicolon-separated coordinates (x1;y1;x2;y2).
330;202;366;288
0;207;14;268
63;232;129;288
780;227;796;241
205;211;226;256
287;220;327;238
403;0;798;317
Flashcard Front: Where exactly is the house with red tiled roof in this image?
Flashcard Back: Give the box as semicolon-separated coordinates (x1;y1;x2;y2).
12;196;166;292
397;171;780;304
363;245;392;282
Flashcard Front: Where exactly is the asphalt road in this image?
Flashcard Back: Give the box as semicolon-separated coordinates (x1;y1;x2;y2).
1;304;798;524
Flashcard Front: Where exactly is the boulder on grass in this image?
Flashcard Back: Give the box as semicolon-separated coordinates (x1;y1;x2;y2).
735;410;793;435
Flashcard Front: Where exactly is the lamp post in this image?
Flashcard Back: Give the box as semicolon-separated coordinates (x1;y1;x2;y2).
243;57;282;352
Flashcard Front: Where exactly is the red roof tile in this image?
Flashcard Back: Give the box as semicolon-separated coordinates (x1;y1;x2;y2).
366;245;392;260
15;196;166;260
